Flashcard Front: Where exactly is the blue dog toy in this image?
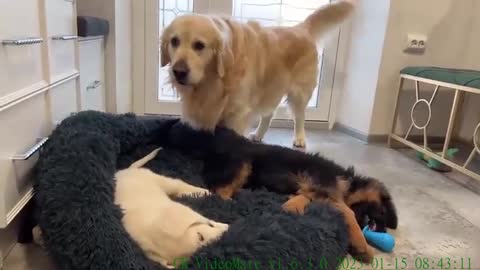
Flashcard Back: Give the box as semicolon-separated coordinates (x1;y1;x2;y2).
362;226;395;253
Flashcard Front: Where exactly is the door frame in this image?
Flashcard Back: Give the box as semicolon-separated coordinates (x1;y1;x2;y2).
132;0;346;129
132;0;147;115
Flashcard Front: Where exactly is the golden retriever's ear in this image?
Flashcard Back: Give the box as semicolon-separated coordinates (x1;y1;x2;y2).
211;17;233;78
216;38;233;78
160;31;170;67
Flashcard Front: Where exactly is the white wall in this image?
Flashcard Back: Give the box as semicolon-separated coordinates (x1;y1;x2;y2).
335;0;391;134
462;0;480;71
369;0;478;136
455;1;480;142
77;0;133;113
77;0;116;112
336;0;479;139
114;0;133;113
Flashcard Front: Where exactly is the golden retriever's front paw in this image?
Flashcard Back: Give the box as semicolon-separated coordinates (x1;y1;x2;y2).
248;132;263;143
293;137;306;148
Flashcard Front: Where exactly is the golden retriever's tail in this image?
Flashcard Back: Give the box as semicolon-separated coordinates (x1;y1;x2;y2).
300;0;355;40
129;148;162;168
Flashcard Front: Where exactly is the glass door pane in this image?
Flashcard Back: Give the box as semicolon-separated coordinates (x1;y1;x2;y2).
232;0;334;120
158;0;193;103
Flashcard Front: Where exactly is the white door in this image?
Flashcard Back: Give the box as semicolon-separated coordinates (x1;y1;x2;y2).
142;0;340;122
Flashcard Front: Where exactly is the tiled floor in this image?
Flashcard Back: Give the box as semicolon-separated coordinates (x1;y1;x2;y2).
3;128;480;270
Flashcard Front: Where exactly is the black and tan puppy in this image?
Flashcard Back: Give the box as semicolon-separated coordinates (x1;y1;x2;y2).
163;122;398;262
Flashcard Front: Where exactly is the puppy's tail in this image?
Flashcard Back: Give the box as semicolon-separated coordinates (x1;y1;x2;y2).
300;0;355;40
129;148;162;169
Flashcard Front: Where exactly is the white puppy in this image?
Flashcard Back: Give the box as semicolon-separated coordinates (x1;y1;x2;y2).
115;148;229;268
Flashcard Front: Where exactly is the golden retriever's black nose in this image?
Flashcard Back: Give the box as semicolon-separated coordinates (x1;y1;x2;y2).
172;60;189;84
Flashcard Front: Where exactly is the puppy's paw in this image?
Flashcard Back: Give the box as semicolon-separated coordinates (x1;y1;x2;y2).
194;188;211;197
350;245;375;264
215;187;235;200
211;221;230;231
184;187;211;197
218;192;233;200
32;225;45;248
282;195;310;215
165;264;176;269
248;132;263;143
293;137;306;148
159;258;176;269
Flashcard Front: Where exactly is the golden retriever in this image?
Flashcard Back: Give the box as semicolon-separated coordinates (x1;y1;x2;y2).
114;148;229;268
160;0;355;147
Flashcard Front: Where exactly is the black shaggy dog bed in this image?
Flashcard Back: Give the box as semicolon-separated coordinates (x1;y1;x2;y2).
33;111;349;270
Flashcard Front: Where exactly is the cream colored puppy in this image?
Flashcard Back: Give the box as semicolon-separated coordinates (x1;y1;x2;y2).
115;148;229;268
160;0;356;148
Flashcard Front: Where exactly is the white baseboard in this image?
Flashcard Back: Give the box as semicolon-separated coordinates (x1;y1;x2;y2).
333;123;390;143
142;114;332;130
4;189;33;228
269;119;329;130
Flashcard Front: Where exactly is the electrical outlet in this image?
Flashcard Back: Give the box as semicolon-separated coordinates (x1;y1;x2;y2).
405;34;427;54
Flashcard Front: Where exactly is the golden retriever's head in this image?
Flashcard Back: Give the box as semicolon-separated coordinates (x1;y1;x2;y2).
160;15;232;87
